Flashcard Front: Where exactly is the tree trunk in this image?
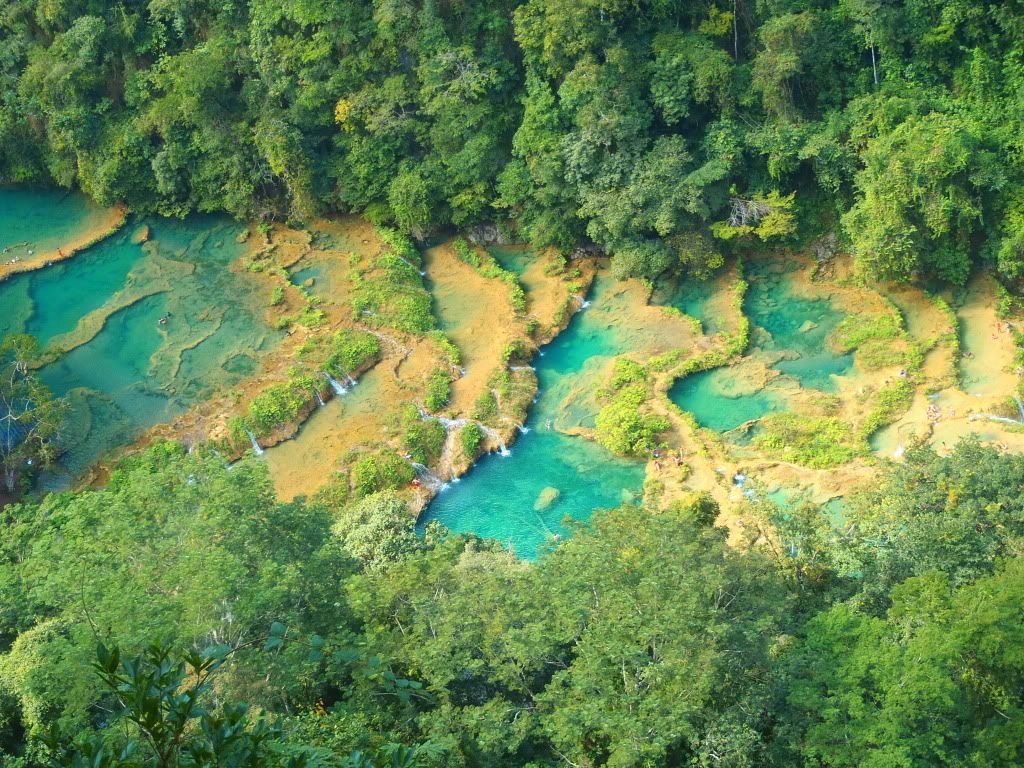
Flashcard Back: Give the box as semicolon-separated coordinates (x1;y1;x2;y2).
2;466;15;493
733;0;740;60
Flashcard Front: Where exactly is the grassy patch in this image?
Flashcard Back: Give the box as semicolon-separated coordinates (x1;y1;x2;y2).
459;422;484;461
753;413;858;468
351;449;415;497
402;415;447;464
327;330;381;376
424;368;453;412
858;379;915;442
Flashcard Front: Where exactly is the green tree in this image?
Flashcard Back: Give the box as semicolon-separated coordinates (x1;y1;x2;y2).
0;335;66;494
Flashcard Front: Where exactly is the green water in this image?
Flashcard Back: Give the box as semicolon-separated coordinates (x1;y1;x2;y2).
0;210;281;482
745;260;852;391
487;245;533;277
656;277;720;334
671;369;786;432
0;187;109;258
420;273;645;559
670;259;851;431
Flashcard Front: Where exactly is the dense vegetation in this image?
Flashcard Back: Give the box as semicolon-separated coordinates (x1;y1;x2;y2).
4;1;1024;765
0;440;1021;766
2;0;1024;285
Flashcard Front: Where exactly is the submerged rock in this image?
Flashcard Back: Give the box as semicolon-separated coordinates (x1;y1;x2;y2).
131;224;150;244
303;277;316;288
534;486;561;511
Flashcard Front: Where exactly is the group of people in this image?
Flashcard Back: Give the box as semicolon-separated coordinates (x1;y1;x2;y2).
652;447;683;472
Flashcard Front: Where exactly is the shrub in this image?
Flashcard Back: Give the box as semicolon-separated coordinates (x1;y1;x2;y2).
270;285;284;306
472;390;498;423
831;311;903;353
351;449;415;497
429;331;462;366
241;373;318;437
424;368;453;412
328;330;381;375
858;379;915;442
595;385;670;457
753;413;858;468
403;419;447;464
502;338;530;365
459;422;484;460
609;358;647;389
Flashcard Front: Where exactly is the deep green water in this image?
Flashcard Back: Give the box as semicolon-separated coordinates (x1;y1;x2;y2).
0;187;109;258
0;197;281;483
670;259;852;432
420;274;645;559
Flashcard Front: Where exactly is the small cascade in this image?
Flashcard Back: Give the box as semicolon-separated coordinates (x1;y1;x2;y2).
322;372;347;396
314;388;325;407
970;413;1024;426
1015;395;1024;422
480;426;511;457
580;299;592;309
434;414;469;431
243;428;264;456
509;365;535;372
411;462;449;492
393;254;427;276
516;424;531;435
345;373;357;387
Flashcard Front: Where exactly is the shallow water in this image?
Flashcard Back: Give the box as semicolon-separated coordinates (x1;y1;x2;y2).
670;260;851;431
420;273;646;559
0;187;110;257
0;213;281;481
656;277;720;334
671;368;786;432
744;260;852;391
487;245;533;277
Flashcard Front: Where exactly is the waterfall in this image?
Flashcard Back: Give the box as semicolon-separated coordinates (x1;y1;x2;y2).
970;413;1024;426
509;365;535;372
516;424;531;434
243;428;264;456
438;416;469;431
314;388;325;407
480;426;511;457
411;462;449;491
322;372;347;396
345;373;357;387
1015;395;1024;422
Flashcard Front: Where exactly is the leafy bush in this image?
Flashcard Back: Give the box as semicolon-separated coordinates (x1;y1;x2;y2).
472;390;498;423
328;330;381;375
609;358;647;389
753;413;858;468
459;422;484;460
424;368;453;412
240;373;318;438
859;379;915;442
595;384;670;457
403;419;447;464
831;311;903;353
429;330;462;366
351;450;415;497
502;338;530;365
